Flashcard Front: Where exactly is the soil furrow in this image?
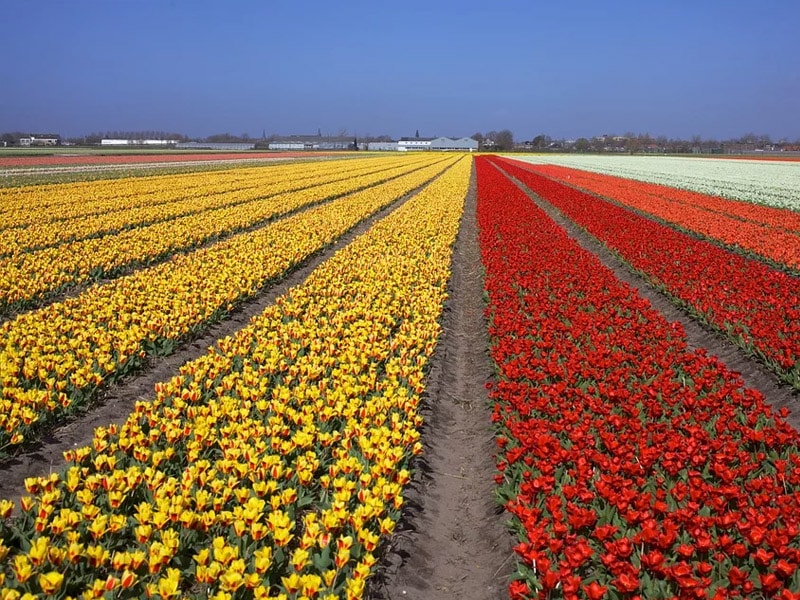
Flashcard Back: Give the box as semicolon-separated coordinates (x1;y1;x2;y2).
372;164;514;600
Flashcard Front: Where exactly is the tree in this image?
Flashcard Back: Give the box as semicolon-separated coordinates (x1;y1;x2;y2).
471;132;484;149
532;134;551;150
494;129;514;151
574;138;591;152
1;132;23;146
739;132;758;145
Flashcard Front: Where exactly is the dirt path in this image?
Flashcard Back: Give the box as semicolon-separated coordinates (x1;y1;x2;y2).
495;162;800;429
372;167;515;600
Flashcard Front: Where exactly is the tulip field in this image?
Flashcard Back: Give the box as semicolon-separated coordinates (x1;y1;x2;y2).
1;151;800;599
494;156;800;389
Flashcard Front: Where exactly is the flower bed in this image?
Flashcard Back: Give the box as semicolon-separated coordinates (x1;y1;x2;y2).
493;157;800;390
0;156;443;313
476;156;800;599
0;156;422;258
502;160;800;270
0;157;458;452
510;154;800;211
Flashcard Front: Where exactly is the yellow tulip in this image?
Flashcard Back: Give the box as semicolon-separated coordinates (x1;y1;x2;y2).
281;573;302;595
219;569;245;592
300;573;323;597
156;568;182;599
11;555;33;583
290;547;310;572
120;569;138;589
345;577;365;600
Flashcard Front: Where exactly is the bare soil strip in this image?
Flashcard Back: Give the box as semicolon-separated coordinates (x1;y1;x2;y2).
495;163;800;430
372;166;515;600
0;170;442;505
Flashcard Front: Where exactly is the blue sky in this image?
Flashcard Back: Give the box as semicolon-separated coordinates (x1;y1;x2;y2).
3;0;799;141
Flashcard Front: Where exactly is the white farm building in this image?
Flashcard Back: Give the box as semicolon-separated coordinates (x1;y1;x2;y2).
395;135;478;152
430;137;479;151
20;134;61;146
101;139;180;146
397;136;434;151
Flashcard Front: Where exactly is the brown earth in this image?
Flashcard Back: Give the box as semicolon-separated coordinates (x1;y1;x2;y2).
2;157;798;600
370;167;515;600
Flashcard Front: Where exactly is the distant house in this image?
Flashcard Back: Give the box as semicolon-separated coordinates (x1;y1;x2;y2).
19;133;61;146
367;141;399;151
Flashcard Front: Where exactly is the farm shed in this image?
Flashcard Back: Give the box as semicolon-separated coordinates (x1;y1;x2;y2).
429;137;479;151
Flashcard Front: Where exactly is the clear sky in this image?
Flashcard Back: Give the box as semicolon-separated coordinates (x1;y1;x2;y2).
3;0;799;141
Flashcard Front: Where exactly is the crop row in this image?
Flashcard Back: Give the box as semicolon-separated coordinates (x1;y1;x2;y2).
0;156;362;227
0;156;471;599
0;155;447;315
0;166;265;226
476;156;800;599
513;154;800;211
493;157;800;390
509;161;800;270
0;156;423;257
0;156;459;452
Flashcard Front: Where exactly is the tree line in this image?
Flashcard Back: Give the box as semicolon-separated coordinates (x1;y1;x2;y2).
513;132;800;153
3;129;799;152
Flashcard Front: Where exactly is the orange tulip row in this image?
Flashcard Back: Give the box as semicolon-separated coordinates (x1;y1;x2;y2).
508;160;800;270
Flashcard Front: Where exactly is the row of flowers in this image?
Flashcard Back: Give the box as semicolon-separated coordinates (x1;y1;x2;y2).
0;166;264;228
511;154;800;211
0;166;264;229
475;156;800;599
0;156;354;228
508;162;800;271
0;156;423;258
0;155;471;599
0;155;445;316
493;157;800;389
0;156;459;452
